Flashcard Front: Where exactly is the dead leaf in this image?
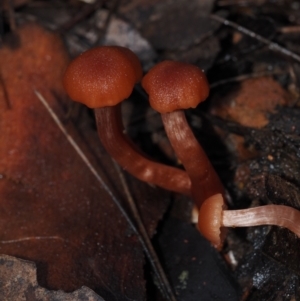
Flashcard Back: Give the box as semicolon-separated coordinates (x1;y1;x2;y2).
0;254;105;301
211;77;290;129
157;218;240;301
0;22;169;300
120;0;217;51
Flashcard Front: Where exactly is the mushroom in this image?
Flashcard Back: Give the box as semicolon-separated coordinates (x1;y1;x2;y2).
142;60;225;207
63;46;191;195
198;193;300;250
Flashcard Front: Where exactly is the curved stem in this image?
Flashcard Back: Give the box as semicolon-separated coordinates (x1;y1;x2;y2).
161;110;225;207
222;205;300;237
95;105;191;196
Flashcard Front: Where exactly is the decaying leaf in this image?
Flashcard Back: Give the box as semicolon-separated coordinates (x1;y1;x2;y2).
119;0;217;50
0;254;105;301
118;0;220;69
211;77;290;129
157;218;240;301
0;22;170;300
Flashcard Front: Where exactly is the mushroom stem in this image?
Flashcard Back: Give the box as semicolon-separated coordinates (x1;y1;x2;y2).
161;110;224;207
63;46;192;196
198;193;300;250
95;105;191;195
222;205;300;237
142;60;226;207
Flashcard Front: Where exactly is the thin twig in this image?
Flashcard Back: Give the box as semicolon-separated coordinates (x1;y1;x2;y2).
4;0;16;32
210;14;300;63
210;70;286;88
0;236;65;244
217;0;264;6
97;0;121;45
34;90;177;301
278;26;300;34
0;70;11;109
57;0;104;33
102;0;121;31
113;162;177;301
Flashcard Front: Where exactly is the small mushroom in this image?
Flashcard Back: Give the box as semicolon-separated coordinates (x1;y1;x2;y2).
142;60;225;207
198;193;300;249
63;47;191;195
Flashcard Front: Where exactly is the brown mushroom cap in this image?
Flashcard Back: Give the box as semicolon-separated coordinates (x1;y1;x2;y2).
142;60;209;113
197;193;226;250
63;46;143;108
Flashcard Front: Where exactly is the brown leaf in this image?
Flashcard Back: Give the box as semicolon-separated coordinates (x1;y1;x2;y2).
0;23;169;300
211;77;290;129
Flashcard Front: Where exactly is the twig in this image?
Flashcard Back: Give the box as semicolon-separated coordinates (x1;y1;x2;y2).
97;0;121;45
210;14;300;63
57;0;104;33
210;70;286;88
4;0;16;32
217;0;264;6
0;71;11;109
113;162;177;301
0;236;65;244
278;26;300;34
34;90;177;301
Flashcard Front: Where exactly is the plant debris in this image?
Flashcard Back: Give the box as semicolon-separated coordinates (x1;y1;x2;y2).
1;0;300;300
0;254;105;301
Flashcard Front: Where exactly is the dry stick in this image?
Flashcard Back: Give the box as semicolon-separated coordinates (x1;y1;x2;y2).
217;0;259;6
210;70;286;89
102;0;121;30
57;0;104;33
278;26;300;34
34;90;177;301
4;0;16;32
113;162;177;301
0;71;11;109
97;0;121;45
210;14;300;64
0;236;64;244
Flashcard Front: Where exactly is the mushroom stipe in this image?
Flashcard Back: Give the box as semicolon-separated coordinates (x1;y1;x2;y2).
63;46;300;251
63;46;192;195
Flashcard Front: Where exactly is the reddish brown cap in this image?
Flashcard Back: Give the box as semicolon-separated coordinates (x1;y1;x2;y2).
142;61;209;113
63;46;143;108
197;193;226;250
